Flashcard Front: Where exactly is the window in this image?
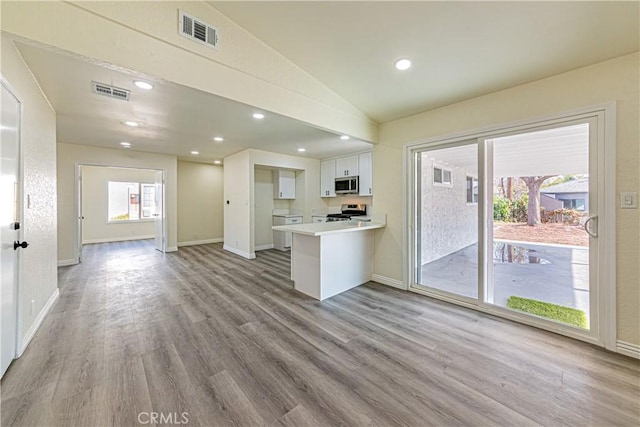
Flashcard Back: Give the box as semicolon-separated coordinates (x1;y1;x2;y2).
466;176;479;204
433;166;452;186
108;181;156;221
562;198;585;211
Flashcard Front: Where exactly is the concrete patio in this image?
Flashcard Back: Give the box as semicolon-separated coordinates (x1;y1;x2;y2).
420;240;590;325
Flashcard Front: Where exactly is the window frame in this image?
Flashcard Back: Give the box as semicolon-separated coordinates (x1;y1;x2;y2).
433;165;453;187
107;181;156;223
466;175;479;204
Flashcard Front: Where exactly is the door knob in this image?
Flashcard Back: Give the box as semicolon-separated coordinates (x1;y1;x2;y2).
13;241;29;250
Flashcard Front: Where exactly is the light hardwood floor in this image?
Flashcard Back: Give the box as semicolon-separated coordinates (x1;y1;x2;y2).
2;240;638;426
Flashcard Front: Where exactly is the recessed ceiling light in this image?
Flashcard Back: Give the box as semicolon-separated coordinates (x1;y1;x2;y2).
252;113;265;120
123;121;139;127
297;148;306;152
133;80;154;90
214;160;222;165
191;151;199;155
120;142;131;146
340;135;350;140
213;137;224;142
394;58;412;71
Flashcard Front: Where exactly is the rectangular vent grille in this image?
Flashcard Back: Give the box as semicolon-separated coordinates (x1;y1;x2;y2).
179;10;219;49
91;82;130;101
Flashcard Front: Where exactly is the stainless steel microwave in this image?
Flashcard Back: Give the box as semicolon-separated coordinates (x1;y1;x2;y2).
335;176;359;194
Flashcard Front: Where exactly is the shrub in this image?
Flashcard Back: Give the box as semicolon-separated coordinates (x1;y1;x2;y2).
493;196;511;221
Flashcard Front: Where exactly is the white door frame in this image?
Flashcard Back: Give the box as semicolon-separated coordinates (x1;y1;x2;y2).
1;76;24;364
404;103;617;351
74;164;167;261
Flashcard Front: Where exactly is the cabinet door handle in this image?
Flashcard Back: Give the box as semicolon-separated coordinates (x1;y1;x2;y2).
369;188;372;194
280;192;282;197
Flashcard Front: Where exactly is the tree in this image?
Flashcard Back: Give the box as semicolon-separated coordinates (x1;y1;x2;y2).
520;176;555;226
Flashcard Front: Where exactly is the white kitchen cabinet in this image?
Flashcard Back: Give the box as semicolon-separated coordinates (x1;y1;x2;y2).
273;215;303;250
320;160;336;198
335;155;359;177
358;152;373;196
273;170;296;199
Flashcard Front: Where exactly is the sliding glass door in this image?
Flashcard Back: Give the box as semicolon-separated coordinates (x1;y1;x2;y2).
410;114;607;343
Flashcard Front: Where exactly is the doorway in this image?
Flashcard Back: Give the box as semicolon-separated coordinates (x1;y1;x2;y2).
1;78;22;377
409;107;615;348
76;165;166;262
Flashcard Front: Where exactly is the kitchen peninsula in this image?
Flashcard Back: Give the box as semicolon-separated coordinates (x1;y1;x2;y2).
272;215;386;300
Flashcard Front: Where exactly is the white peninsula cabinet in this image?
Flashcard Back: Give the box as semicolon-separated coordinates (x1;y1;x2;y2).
273;170;296;199
358;152;373;196
320;160;336;197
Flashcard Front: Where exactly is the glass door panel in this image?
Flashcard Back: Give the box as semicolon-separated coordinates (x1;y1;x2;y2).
487;122;593;330
415;143;479;299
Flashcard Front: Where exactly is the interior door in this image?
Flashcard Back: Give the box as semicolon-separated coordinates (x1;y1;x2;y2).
154;170;164;252
1;80;21;378
77;166;83;262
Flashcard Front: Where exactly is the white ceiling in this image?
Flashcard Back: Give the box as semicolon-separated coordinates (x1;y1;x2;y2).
15;42;373;163
211;1;639;123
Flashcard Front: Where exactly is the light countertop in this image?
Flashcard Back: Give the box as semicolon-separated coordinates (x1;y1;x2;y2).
272;220;385;236
272;214;304;218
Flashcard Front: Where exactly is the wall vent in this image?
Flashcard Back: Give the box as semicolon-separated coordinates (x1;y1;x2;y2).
91;81;130;101
179;10;219;49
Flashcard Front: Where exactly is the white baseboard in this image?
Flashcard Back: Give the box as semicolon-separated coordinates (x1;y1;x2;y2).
255;244;274;251
82;235;154;244
19;288;59;356
371;274;407;290
616;340;640;359
165;246;178;252
223;245;256;260
178;238;223;247
57;258;78;267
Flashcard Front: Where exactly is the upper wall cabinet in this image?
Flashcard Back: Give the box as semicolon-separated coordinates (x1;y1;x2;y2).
358;152;373;196
320;160;336;198
321;152;373;198
335;155;359;177
273;170;296;199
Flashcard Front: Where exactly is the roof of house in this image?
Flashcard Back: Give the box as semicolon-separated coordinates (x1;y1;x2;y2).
541;179;589;194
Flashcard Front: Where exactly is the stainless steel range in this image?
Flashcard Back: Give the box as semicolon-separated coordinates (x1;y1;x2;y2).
326;204;368;222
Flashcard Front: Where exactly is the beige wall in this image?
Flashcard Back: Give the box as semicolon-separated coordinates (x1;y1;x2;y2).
223;149;328;258
1;0;376;142
57;143;178;263
254;168;277;249
1;36;58;348
81;166;156;244
374;53;640;344
177;161;223;245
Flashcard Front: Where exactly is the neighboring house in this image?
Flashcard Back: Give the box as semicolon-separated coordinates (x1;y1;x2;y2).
541;178;589;212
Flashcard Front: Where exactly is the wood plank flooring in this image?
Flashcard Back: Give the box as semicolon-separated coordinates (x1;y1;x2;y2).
2;240;638;426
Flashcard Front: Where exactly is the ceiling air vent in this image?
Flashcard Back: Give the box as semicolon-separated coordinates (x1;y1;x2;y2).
91;81;130;101
179;10;219;49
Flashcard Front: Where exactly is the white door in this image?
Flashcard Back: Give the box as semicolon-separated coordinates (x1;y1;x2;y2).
77;166;83;262
1;80;21;378
154;170;164;252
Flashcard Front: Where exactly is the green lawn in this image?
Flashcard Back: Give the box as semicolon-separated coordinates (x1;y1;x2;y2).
506;296;588;328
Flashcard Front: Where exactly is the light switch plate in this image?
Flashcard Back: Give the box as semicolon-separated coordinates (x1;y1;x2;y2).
620;192;637;209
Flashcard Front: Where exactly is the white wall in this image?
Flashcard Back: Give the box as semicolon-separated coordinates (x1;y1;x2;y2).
57;143;178;264
253;168;282;249
421;159;477;264
223;149;328;258
374;53;640;345
81;166;156;244
223;150;252;258
1;35;58;351
177;160;223;245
